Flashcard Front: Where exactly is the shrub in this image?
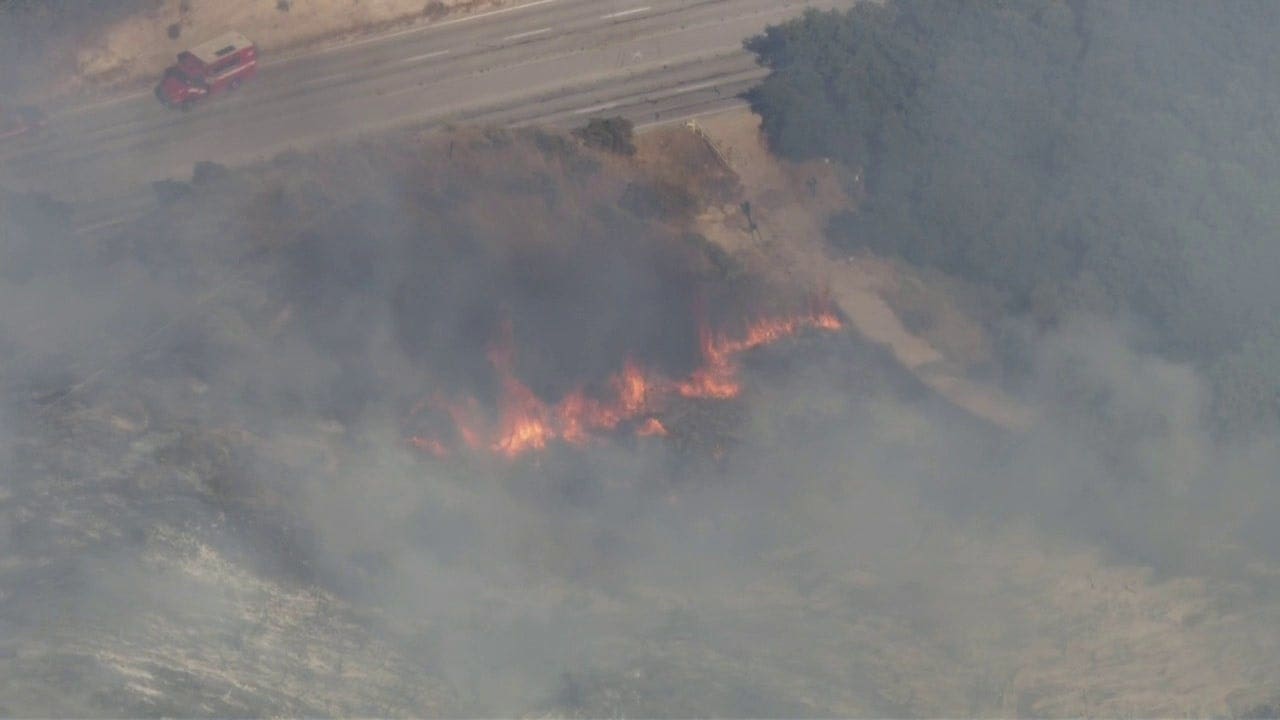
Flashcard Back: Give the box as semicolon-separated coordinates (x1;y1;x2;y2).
423;1;447;19
191;161;230;186
574;117;636;156
152;179;192;204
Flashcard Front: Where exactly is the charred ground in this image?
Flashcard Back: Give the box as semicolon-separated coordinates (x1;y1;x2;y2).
0;124;931;715
5;107;1278;715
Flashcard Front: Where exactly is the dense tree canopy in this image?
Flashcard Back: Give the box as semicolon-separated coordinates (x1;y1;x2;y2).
746;0;1280;435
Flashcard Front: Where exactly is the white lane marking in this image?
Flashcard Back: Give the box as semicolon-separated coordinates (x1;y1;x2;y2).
70;90;153;115
307;70;355;86
601;6;650;20
275;48;450;89
573;101;622;115
399;48;452;64
658;78;723;95
504;27;552;41
317;0;562;54
634;101;748;131
574;78;726;114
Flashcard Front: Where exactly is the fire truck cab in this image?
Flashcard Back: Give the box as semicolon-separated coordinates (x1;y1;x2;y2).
155;31;258;110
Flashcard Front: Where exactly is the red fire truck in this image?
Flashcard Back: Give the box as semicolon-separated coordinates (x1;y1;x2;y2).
155;31;258;111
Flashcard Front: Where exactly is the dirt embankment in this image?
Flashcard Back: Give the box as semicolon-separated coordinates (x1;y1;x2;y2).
32;0;516;103
634;110;1035;431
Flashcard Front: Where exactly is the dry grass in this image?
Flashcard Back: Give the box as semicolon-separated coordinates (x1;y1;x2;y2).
652;108;1034;429
9;118;1280;717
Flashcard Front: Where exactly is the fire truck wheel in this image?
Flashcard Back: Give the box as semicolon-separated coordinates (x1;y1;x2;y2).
230;79;242;91
180;100;194;112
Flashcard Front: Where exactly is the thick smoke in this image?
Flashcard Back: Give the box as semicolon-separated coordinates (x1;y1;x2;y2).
2;28;1280;720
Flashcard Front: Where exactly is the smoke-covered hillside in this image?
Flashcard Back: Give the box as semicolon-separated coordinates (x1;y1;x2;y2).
3;23;1280;713
747;0;1280;438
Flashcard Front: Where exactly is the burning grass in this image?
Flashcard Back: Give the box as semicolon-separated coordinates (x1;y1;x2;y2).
406;297;844;460
20;123;861;470
13;109;1271;719
101;123;849;462
171;126;851;461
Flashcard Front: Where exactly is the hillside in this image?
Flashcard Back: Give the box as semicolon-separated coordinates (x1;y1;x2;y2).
2;118;1279;715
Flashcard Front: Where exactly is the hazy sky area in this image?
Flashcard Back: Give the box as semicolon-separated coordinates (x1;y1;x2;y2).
2;0;1280;717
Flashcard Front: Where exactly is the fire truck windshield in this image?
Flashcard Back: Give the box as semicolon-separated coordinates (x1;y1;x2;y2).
166;66;203;87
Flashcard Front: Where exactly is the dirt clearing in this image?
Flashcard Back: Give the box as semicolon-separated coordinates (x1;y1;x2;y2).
635;109;1035;430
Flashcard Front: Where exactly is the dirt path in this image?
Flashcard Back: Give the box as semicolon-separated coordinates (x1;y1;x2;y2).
673;109;1034;430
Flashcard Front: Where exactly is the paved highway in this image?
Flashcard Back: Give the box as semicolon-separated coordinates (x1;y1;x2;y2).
0;0;854;232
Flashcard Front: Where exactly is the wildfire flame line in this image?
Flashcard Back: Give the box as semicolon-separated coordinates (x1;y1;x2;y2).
408;301;842;459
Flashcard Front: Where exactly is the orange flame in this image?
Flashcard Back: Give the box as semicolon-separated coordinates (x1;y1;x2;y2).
492;389;553;456
489;364;662;458
677;325;740;400
477;321;542;457
636;417;668;437
406;298;842;459
408;435;450;458
445;397;485;450
678;302;842;400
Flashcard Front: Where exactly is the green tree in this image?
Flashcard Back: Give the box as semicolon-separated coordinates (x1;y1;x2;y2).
746;0;1280;435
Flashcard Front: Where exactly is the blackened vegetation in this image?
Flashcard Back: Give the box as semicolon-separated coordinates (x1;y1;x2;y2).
77;127;857;455
0;126;916;717
265;129;799;417
620;179;698;222
422;1;448;21
574;116;637;156
746;1;1280;437
152;179;193;204
191;160;231;186
285;178;708;406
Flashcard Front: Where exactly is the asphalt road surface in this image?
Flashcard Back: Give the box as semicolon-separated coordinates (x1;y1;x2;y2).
0;0;855;233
